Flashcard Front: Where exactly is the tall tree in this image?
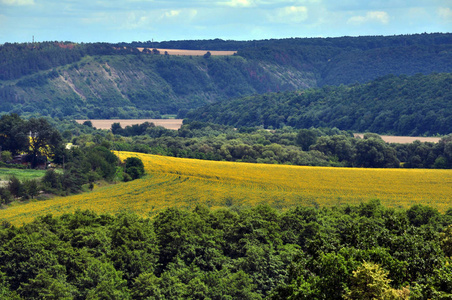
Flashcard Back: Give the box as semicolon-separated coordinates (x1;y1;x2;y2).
26;118;62;168
0;113;28;155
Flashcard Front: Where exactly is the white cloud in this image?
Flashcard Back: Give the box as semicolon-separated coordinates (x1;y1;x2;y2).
269;6;308;23
159;8;197;22
218;0;254;8
347;11;389;25
438;7;452;21
164;10;181;18
1;0;34;5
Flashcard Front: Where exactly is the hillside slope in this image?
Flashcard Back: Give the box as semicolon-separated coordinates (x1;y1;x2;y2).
0;52;314;118
1;33;452;118
187;73;452;136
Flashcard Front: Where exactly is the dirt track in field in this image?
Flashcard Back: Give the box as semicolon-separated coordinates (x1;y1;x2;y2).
354;134;441;144
137;48;237;56
76;119;184;130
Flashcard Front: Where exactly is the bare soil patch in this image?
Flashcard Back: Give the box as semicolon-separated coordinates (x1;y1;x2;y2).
76;119;184;130
354;134;441;144
137;48;237;56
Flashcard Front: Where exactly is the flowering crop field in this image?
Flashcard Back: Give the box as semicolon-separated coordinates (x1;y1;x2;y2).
1;152;452;225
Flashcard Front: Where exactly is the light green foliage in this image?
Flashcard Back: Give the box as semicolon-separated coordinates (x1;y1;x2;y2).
0;168;46;182
344;261;409;300
0;151;12;163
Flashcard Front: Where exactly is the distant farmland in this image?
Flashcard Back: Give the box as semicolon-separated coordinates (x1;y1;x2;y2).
354;134;441;143
137;48;237;56
76;119;183;130
2;152;452;225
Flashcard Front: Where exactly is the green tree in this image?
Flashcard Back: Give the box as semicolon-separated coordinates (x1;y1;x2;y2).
0;113;28;155
354;138;399;168
8;176;24;198
440;225;452;257
26;118;63;168
296;129;318;151
344;261;409;300
124;157;145;180
23;179;39;199
0;151;12;162
0;187;13;205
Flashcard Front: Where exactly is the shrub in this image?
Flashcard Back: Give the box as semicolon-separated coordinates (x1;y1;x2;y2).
124;157;145;180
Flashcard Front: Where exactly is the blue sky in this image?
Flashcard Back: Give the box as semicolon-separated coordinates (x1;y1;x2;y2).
0;0;451;43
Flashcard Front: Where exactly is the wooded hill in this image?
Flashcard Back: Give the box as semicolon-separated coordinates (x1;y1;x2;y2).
0;33;452;119
187;73;452;136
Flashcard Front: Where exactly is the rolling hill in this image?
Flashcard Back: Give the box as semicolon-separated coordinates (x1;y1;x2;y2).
187;73;452;136
1;152;451;226
1;33;452;119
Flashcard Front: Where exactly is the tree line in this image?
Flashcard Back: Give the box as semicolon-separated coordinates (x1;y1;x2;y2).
106;121;452;169
0;201;451;299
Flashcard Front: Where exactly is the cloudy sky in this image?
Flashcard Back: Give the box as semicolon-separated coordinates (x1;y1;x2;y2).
0;0;451;43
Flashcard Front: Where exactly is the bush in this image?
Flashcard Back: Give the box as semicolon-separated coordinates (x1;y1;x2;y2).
0;187;13;204
124;157;145;180
8;176;24;198
0;151;12;162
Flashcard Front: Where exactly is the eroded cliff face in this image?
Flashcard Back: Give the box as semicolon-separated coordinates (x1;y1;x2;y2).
0;53;317;118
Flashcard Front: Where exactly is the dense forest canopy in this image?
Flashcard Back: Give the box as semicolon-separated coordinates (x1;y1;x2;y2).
0;202;451;299
0;33;451;119
186;73;452;136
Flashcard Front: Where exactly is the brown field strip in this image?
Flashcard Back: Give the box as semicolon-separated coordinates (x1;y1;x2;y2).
354;134;441;144
75;119;183;130
137;48;237;56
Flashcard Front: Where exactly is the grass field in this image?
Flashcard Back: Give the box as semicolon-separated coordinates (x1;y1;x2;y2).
0;168;46;186
1;152;451;225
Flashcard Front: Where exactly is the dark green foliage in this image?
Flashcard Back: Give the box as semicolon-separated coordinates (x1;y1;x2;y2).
0;113;28;155
0;202;451;299
406;204;441;227
124;157;145;180
26;118;63;168
296;129;318;151
7;176;24;198
188;73;452;136
111;122;155;137
0;187;13;205
353;137;400;168
82;120;93;128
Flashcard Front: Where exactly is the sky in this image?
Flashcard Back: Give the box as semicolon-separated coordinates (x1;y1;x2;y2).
0;0;451;44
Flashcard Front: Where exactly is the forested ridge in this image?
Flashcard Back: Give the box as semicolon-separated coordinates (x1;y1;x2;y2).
0;202;452;299
1;33;452;118
187;73;452;136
